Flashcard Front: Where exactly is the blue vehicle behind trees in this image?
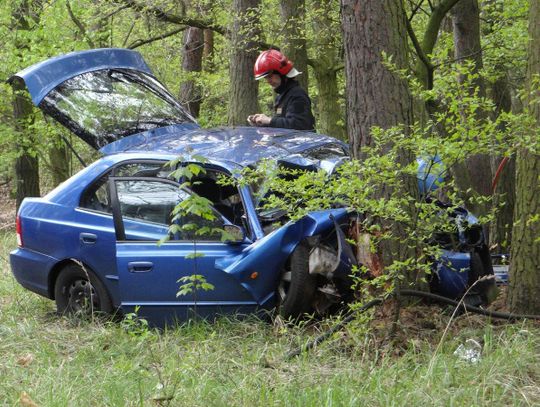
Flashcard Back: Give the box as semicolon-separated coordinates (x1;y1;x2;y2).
9;49;496;326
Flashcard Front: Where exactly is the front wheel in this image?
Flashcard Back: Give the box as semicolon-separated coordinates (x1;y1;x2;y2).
54;264;113;317
277;242;317;319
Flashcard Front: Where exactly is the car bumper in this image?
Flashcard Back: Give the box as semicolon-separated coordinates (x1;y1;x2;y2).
10;248;59;298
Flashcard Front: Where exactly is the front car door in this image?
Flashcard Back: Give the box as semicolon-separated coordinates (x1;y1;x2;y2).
109;175;256;325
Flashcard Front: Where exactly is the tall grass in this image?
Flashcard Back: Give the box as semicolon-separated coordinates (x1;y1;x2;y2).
1;229;539;406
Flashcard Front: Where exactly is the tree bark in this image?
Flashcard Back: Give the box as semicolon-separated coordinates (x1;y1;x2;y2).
203;29;214;72
341;0;413;156
484;1;515;253
341;0;419;291
228;0;261;126
450;0;492;218
11;1;40;210
180;26;204;118
489;74;515;254
48;134;71;187
280;0;309;91
508;0;540;314
310;0;345;139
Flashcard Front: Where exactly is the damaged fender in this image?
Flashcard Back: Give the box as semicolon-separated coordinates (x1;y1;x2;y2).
215;208;352;306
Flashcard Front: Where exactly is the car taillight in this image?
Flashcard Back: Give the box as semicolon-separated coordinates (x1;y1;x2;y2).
16;215;23;247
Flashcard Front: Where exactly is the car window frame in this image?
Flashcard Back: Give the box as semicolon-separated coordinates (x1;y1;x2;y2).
109;175;232;243
78;159;171;215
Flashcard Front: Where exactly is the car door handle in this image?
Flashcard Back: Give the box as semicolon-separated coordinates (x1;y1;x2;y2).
80;233;97;245
128;262;154;273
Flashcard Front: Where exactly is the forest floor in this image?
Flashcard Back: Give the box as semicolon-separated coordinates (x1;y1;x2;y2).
0;183;16;231
1;184;539;405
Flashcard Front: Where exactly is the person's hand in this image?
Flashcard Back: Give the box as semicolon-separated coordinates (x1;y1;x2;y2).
247;114;271;126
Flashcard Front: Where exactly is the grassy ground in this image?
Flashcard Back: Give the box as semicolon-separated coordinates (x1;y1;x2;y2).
1;229;539;406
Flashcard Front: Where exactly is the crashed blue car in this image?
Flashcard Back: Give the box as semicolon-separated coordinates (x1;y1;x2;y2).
9;49;495;325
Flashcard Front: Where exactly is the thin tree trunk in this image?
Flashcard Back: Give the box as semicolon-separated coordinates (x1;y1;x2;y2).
450;0;492;217
280;0;309;91
310;0;344;139
508;0;540;314
484;1;515;253
203;29;214;72
11;1;40;210
228;0;261;126
180;26;204;118
489;74;515;254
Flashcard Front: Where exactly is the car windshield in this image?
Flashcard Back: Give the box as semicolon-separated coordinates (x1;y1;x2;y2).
40;69;195;149
250;145;349;233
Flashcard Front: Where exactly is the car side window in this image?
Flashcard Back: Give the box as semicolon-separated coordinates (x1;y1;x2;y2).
114;178;226;241
80;161;169;213
80;177;112;213
116;179;184;225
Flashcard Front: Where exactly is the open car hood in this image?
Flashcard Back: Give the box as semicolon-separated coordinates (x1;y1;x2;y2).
9;48;198;150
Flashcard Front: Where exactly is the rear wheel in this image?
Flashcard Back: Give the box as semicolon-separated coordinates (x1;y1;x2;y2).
277;242;317;319
54;264;113;317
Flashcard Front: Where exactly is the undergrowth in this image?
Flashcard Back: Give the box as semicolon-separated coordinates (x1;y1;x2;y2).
1;230;539;406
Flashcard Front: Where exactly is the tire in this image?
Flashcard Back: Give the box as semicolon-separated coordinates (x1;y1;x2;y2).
277;242;317;319
54;264;113;317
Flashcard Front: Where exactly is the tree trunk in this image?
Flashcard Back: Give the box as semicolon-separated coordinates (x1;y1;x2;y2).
489;74;515;254
507;0;540;314
310;0;345;139
11;1;40;210
48;135;71;187
341;0;419;290
228;0;261;126
313;67;343;138
180;27;204;118
203;29;214;72
12;80;40;209
450;0;492;217
341;0;413;156
280;0;309;91
484;1;515;253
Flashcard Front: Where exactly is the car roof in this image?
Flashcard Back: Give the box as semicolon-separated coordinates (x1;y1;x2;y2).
99;125;349;167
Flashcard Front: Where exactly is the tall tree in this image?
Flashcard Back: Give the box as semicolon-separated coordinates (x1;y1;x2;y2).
408;0;462;91
450;0;492;217
341;0;413;156
180;26;204;118
310;0;345;139
485;1;516;253
280;0;309;91
341;0;418;289
11;1;40;209
508;0;540;314
228;0;261;125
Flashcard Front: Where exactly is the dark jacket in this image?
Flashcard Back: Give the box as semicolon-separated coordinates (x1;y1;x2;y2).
269;79;315;131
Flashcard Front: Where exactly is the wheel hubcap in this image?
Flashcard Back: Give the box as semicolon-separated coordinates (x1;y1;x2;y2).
67;279;99;313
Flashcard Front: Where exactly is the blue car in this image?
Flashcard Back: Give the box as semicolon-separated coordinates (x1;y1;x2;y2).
9;49;496;325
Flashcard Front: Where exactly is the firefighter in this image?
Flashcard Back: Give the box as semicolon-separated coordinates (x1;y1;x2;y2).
248;49;315;131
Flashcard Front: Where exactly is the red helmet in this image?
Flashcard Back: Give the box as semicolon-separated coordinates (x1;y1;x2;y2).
254;49;301;80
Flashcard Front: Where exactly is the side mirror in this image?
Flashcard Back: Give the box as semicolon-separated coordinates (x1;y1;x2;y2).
223;224;245;243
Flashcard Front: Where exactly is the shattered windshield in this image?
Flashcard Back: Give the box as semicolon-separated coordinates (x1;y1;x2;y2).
40;69;195;149
250;144;349;232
